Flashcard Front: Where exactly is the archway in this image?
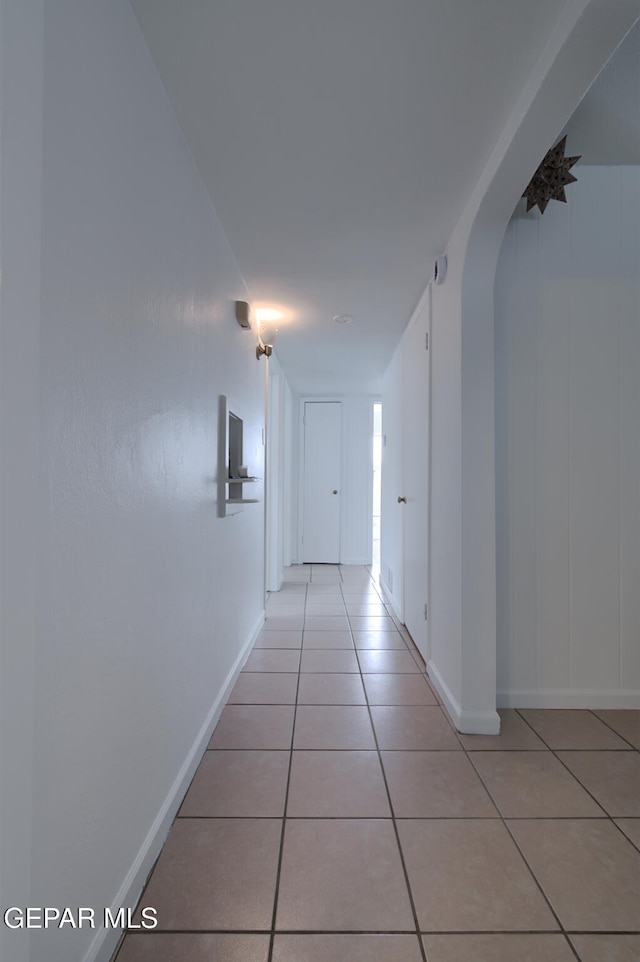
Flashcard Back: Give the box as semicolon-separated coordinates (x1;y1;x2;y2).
427;0;638;733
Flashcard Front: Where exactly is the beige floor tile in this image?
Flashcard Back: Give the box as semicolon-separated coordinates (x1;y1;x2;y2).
398;819;557;931
345;603;389;615
363;673;438;705
569;934;640;962
287;751;390;817
421;934;576;962
592;710;640;749
266;602;306;615
139;819;281;930
405;641;425;667
458;710;548;750
300;649;360;673
370;706;461;750
519;709;632;749
276;819;414;930
339;569;376;580
273;934;423;962
267;593;306;604
294;705;376;749
229;672;298;704
179;750;289;817
264;615;305;630
358;649;421;673
349;615;396;630
558;751;640;816
243;649;300;672
115;571;640;962
116;933;270;962
304;615;351;630
302;630;354;648
508;818;640;930
297;673;366;705
382;751;497;817
353;630;406;649
208;705;294;750
614;818;640;848
340;587;383;598
253;630;302;649
469;751;604;818
304;605;348;616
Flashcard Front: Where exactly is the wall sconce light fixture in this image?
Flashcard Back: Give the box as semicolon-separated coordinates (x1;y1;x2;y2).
255;308;279;359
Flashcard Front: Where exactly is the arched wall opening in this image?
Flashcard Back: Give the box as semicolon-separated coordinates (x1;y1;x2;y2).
427;0;639;733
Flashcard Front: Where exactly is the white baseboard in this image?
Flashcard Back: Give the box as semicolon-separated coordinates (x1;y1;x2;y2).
87;610;265;962
427;659;501;735
498;688;640;709
340;557;371;566
377;581;403;626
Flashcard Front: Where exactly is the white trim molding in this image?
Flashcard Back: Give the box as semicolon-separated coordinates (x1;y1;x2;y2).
498;689;640;710
428;659;501;735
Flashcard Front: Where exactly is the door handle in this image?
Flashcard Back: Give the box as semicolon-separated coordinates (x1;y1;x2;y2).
332;489;338;495
397;496;407;503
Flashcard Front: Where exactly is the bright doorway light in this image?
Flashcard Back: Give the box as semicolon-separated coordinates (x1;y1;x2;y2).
372;402;382;575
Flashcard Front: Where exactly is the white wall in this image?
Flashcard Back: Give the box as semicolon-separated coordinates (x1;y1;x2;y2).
0;3;267;961
341;394;375;565
0;5;43;962
495;166;640;707
418;2;638;733
266;352;294;590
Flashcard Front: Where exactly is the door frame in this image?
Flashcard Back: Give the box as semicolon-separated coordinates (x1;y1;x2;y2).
297;396;345;565
401;285;432;664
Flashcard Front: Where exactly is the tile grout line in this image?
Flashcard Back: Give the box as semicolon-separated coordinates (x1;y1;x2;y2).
266;581;307;962
115;568;639;958
510;709;640;854
343;578;430;962
457;717;572;941
469;708;640;941
586;706;639;751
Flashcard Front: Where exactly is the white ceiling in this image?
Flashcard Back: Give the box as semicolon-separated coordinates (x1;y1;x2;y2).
131;1;635;392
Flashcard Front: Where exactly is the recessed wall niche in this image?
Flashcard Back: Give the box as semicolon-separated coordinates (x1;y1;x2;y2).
218;395;260;517
227;410;243;481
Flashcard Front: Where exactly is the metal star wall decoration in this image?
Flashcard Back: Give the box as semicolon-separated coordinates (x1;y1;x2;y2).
522;136;581;213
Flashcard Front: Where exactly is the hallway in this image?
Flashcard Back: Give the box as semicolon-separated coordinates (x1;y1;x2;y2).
113;566;639;962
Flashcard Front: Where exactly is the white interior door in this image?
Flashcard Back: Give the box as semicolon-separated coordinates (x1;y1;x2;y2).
302;401;342;563
400;298;431;660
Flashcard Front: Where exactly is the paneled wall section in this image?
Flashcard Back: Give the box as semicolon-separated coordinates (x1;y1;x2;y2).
495;166;640;706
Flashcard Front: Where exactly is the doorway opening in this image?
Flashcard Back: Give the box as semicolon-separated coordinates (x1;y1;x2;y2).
372;402;382;576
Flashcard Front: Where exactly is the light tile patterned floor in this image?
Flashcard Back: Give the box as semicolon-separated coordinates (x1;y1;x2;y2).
114;565;640;962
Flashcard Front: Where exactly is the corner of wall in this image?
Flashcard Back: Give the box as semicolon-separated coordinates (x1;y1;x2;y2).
428;659;501;735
